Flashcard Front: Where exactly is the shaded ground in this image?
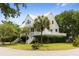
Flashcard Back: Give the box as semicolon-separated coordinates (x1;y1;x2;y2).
0;47;79;56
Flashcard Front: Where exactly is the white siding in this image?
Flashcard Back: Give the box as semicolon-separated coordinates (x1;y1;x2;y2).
21;12;59;33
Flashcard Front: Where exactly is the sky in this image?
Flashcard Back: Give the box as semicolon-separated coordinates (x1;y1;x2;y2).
0;3;79;25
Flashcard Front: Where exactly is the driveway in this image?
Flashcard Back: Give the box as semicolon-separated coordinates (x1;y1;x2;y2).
0;47;79;56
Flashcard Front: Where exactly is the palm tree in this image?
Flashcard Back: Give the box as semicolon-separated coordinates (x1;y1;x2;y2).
33;15;50;44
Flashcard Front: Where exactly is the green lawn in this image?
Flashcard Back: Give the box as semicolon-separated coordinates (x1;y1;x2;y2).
40;43;76;50
0;43;77;50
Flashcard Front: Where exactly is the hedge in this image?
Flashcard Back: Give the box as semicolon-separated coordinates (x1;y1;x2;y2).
33;35;67;43
0;35;18;42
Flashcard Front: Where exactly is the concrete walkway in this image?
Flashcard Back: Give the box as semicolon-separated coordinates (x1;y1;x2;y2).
0;47;79;56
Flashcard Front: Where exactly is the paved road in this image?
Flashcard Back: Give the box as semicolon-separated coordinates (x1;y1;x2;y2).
0;47;79;56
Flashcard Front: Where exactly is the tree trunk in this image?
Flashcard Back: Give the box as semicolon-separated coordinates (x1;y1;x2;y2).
41;31;43;44
1;40;4;45
47;37;49;43
10;41;11;44
1;38;4;45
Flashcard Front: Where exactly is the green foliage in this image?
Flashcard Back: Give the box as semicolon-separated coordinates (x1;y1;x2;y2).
55;10;79;40
21;27;30;33
32;42;40;50
33;15;50;44
33;35;66;43
0;3;26;18
33;16;50;32
73;37;79;47
0;21;20;44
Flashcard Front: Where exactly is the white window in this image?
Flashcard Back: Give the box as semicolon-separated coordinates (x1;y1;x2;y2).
27;20;31;24
52;20;54;24
55;29;57;32
50;29;53;32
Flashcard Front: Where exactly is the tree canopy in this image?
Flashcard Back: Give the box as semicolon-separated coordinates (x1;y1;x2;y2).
55;10;79;40
33;16;50;32
0;3;26;18
21;26;31;34
0;20;20;43
33;15;50;43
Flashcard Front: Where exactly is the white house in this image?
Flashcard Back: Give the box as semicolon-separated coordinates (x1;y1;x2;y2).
20;12;66;44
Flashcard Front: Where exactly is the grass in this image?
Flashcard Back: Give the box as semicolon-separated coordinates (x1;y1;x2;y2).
0;43;77;51
0;44;32;50
39;43;76;50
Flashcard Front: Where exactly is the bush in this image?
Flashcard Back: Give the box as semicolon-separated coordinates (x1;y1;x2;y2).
33;35;66;43
0;34;18;42
32;41;40;50
73;37;79;47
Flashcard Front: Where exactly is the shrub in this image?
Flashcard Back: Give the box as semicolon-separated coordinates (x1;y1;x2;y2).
31;41;40;50
33;35;66;43
73;37;79;47
2;35;18;42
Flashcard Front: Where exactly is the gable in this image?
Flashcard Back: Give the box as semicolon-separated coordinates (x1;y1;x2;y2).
20;12;59;29
45;12;59;29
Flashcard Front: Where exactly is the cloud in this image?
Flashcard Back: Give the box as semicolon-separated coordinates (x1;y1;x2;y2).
61;3;67;6
56;3;67;7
